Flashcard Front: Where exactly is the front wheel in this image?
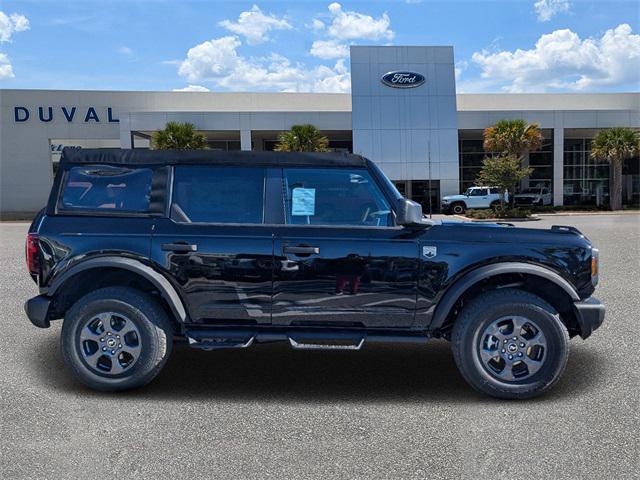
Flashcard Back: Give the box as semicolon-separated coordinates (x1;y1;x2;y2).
451;202;466;215
451;288;569;399
61;287;173;391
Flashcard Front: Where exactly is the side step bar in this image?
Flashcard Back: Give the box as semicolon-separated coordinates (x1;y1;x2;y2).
288;337;365;351
184;327;428;351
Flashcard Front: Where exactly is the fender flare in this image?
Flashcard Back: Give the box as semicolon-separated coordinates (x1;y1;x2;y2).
430;262;580;331
47;256;187;322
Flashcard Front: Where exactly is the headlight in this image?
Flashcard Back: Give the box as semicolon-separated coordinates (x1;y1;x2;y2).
591;248;599;286
441;199;449;203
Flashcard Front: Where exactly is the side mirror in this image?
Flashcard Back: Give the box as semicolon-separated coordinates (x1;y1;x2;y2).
396;198;426;227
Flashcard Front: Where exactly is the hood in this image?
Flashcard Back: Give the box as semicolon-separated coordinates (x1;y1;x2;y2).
442;194;466;201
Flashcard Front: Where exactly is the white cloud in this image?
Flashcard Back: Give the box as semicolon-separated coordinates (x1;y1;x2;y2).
454;60;468;81
0;11;29;42
173;85;210;92
219;5;292;45
0;52;14;79
118;46;133;56
310;39;349;59
325;3;394;41
177;35;350;93
534;0;570;22
310;19;325;31
471;24;640;92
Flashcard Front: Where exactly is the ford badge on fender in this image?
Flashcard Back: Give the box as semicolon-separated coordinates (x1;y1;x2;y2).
381;71;425;88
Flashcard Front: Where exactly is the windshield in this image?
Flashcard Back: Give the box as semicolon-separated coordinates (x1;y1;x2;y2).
520;188;539;194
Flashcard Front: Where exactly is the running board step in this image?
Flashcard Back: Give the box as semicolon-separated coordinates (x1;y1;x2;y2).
186;330;254;350
288;337;365;351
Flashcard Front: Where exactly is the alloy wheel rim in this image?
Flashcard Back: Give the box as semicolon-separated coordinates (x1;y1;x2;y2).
477;315;547;382
78;312;142;376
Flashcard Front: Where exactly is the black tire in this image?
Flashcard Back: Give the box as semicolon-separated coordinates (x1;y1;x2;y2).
451;202;466;215
451;288;569;399
61;287;173;391
490;200;500;209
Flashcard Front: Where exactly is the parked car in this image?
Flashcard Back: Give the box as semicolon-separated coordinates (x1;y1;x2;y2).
514;185;553;206
441;186;506;214
24;148;604;399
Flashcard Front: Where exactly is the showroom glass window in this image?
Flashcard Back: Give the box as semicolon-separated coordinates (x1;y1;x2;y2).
172;166;265;223
59;165;153;213
283;168;392;227
563;138;610;206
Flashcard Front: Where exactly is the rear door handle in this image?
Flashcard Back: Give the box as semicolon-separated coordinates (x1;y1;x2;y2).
283;246;320;255
161;243;198;252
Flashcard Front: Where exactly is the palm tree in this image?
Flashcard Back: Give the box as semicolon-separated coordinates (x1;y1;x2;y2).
274;124;329;152
482;119;544;206
152;122;207;150
590;127;640;210
483;119;544;160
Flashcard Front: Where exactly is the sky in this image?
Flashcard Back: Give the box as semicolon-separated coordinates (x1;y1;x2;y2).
0;0;638;93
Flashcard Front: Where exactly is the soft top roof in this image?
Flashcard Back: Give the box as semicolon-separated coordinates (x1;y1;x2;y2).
60;148;368;168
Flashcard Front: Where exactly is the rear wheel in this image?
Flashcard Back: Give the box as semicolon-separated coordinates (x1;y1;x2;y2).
61;287;173;391
451;202;466;215
451;288;569;399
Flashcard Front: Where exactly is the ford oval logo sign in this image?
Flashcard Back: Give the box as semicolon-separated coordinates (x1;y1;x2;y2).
381;71;425;88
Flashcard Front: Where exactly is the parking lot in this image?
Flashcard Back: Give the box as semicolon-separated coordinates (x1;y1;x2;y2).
1;214;638;479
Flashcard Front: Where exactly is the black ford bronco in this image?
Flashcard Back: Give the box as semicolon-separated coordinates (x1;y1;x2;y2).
25;148;605;398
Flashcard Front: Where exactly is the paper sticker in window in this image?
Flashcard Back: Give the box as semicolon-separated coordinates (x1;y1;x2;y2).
291;188;315;216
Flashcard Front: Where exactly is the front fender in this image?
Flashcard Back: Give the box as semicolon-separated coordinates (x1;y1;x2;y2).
429;262;580;331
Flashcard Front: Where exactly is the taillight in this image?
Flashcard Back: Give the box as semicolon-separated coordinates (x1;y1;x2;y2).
591;248;599;286
26;233;40;275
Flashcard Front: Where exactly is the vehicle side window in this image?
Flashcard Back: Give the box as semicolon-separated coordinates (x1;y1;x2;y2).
60;165;153;212
283;168;392;227
542;189;549;194
489;188;500;194
172;166;265;223
469;189;485;196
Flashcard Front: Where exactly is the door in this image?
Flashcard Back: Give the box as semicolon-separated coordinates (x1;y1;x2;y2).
467;187;489;208
272;167;419;329
151;165;274;325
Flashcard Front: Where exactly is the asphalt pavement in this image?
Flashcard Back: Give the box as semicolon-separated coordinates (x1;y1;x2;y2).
1;214;638;479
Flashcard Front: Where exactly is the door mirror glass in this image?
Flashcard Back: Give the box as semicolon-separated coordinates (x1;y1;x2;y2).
396;198;425;227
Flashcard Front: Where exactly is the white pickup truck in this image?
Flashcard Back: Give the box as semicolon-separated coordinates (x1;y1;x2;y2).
441;187;506;214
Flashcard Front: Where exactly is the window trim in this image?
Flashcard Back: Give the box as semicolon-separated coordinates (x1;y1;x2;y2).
280;165;397;228
169;165;268;225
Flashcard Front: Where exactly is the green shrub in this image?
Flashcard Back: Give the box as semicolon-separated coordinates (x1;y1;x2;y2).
465;207;532;219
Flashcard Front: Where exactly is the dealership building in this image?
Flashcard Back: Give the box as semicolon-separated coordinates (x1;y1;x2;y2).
1;45;638;218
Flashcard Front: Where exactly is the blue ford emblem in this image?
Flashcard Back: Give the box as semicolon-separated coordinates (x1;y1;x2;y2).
381;71;425;88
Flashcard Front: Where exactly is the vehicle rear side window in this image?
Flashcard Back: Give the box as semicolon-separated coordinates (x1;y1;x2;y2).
283;167;392;227
60;165;153;212
171;166;265;223
489;188;500;194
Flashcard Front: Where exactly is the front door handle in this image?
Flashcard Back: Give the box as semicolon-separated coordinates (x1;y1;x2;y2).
161;243;198;252
283;246;320;255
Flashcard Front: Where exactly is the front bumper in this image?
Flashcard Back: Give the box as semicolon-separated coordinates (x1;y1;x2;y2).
573;297;605;339
24;295;52;329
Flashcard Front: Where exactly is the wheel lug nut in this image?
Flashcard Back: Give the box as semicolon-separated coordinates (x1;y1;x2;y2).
118;344;122;348
520;343;525;347
102;347;107;351
503;339;508;343
502;349;506;353
518;352;523;357
100;338;104;342
111;350;115;354
116;335;120;339
508;355;513;360
513;337;517;340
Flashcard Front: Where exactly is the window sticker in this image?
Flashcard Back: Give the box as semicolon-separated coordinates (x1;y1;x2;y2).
291;188;316;216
